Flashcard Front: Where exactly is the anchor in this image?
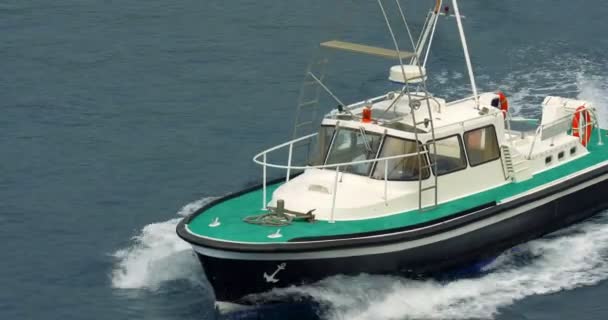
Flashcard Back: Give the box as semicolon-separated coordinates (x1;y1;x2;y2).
263;263;287;283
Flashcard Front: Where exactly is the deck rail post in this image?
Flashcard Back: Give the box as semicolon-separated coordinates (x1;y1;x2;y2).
595;109;604;146
384;159;388;205
286;143;294;182
262;153;267;210
527;126;541;159
330;166;340;223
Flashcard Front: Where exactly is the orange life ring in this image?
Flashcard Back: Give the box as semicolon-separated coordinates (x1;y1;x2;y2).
572;105;593;147
497;91;509;118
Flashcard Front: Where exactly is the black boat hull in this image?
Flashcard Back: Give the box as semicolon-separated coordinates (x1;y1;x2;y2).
180;168;608;302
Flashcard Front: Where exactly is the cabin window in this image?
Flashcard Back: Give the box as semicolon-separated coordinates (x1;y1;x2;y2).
324;127;382;176
429;135;467;176
464;125;500;167
310;126;335;165
372;137;430;181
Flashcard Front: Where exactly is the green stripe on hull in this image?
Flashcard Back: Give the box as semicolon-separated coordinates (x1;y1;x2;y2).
187;131;608;243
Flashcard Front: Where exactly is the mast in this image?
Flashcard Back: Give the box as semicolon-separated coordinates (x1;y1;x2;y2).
451;0;479;108
423;0;442;68
415;0;442;66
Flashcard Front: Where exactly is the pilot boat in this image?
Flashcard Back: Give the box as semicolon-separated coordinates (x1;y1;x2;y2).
177;0;608;303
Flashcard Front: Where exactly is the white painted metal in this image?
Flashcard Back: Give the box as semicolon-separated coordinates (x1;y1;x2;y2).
262;153;267;210
308;72;345;108
286;143;293;182
423;0;442;68
208;217;221;228
253;137;425;171
394;0;419;59
330;166;340;223
384;159;388;205
413;0;441;65
451;0;479;108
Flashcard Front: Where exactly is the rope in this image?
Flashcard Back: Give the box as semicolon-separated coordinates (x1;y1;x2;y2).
243;212;294;227
243;200;316;226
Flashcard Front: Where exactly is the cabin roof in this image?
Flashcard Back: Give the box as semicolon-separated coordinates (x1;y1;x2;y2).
322;92;502;139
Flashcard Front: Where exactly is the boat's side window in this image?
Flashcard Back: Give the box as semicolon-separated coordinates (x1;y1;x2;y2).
463;125;500;167
372;136;430;181
310;126;335;166
558;151;565;160
570;147;577;155
429;135;467;176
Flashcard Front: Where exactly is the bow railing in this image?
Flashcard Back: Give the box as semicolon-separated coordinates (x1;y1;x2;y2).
252;133;426;223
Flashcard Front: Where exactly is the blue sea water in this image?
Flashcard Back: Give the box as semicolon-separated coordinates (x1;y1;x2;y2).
2;0;608;319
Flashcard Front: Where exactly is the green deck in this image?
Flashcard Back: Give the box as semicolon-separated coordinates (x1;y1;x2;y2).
187;131;608;243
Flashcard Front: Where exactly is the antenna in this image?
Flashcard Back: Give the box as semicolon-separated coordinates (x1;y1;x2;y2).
307;72;346;108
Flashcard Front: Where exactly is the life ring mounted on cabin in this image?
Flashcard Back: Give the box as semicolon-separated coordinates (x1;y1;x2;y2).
572;105;593;147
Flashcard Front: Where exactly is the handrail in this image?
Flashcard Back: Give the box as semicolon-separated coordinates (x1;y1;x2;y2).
253;133;318;159
431;109;502;133
526;126;542;159
445;94;476;106
253;132;428;219
253;137;426;171
527;106;602;158
344;92;394;112
339;92;501;137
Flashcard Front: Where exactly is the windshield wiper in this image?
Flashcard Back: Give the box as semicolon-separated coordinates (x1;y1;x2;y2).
359;127;373;153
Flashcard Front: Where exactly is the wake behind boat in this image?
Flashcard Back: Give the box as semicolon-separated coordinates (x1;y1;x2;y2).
176;0;608;303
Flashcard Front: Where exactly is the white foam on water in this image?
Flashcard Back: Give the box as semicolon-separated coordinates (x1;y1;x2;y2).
577;74;608;128
255;214;608;320
111;197;217;290
434;53;605;118
177;196;218;217
111;218;201;290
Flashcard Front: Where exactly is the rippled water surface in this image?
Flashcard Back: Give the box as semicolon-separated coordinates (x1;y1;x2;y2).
2;1;608;319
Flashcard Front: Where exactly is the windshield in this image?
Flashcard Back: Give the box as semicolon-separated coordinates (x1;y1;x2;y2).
310;126;336;166
371;136;429;181
324;127;382;175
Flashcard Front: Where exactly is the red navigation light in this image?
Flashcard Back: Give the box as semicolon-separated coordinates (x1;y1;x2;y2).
362;106;372;123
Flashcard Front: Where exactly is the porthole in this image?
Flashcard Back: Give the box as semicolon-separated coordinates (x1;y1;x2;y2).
558;151;565;160
570;147;577;155
545;156;552;165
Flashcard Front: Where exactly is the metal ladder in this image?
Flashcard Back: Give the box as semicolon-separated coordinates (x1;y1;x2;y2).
291;53;330;165
409;93;438;212
375;0;439;212
501;145;514;179
292;54;329;140
500;144;531;182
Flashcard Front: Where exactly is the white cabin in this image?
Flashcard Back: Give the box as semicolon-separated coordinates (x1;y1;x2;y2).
267;91;595;221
